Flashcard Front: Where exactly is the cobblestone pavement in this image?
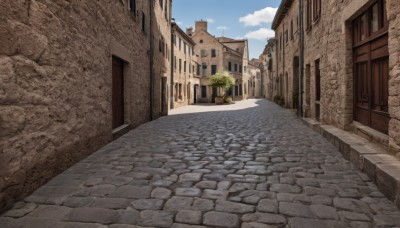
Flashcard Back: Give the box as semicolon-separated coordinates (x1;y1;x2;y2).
2;99;400;228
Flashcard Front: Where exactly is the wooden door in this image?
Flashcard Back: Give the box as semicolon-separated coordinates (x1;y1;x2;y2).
112;57;124;129
353;0;389;134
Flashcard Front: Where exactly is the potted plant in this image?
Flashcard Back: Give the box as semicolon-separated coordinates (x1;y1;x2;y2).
209;71;235;105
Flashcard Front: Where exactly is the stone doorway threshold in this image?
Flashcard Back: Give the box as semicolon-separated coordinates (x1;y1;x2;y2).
301;118;400;208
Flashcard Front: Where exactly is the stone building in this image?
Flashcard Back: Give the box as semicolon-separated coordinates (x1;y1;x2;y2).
260;39;277;100
171;23;199;108
271;0;400;155
248;59;262;98
152;0;172;118
189;21;249;102
0;0;172;212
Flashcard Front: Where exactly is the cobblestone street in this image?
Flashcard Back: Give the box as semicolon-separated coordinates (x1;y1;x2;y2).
2;99;400;228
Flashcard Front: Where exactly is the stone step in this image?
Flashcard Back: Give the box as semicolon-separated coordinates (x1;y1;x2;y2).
301;118;400;208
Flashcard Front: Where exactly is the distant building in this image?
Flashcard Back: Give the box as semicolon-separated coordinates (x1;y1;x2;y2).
189;21;250;102
248;59;262;98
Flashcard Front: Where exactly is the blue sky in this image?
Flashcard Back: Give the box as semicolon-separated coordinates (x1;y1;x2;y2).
172;0;281;59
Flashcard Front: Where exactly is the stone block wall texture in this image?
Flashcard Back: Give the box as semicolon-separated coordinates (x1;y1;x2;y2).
387;0;400;154
0;0;153;212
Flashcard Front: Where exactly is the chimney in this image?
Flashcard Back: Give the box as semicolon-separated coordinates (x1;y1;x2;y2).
186;27;193;36
195;20;208;32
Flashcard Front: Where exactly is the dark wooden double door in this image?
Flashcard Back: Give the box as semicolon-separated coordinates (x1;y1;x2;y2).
353;0;389;134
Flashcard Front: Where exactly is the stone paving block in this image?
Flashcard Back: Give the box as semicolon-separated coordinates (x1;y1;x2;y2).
340;211;371;221
288;217;344;228
333;198;369;214
202;189;228;200
175;210;202;224
131;199;164;210
2;202;37;218
11;217;62;228
203;211;239;228
179;173;202;182
257;199;278;213
310;205;339;220
215;199;255;213
242;212;286;224
270;184;301;193
90;198;131;209
175;188;202;197
108;186;152;199
164;196;193;211
279;202;314;218
195;181;217;189
25;205;71;220
373;214;400;226
151;187;172;199
66;207;119;224
241;222;275;228
117;209;140;225
191;198;214;211
63;222;108;228
171;224;207;228
138;210;174;228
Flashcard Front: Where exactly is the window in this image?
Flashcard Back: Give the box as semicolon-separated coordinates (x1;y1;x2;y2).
179;37;181;50
290;20;293;39
313;0;321;22
141;12;146;32
129;0;136;14
211;49;216;57
184;43;186;54
228;62;232;71
200;49;206;57
201;86;207;98
234;64;238;72
159;0;163;9
235;85;239;96
306;0;312;30
285;30;288;43
353;0;387;45
174;56;176;69
192;65;195;74
179;59;182;72
184;61;186;72
200;39;203;43
211;65;217;75
202;64;207;76
189;63;191;73
197;64;201;75
239;65;242;73
239;84;243;96
315;59;321;121
164;0;168;19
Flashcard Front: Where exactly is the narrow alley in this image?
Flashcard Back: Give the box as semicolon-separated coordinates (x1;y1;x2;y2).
1;99;400;228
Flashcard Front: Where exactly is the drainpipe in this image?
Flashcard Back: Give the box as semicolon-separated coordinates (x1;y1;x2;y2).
299;0;304;117
149;0;154;120
170;25;174;109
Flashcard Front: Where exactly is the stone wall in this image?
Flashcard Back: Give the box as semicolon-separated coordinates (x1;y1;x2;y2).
0;0;153;212
387;0;400;154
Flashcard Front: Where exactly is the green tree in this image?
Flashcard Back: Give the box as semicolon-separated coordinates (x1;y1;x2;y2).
209;71;235;97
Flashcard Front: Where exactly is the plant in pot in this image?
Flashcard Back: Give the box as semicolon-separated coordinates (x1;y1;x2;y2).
209;71;235;105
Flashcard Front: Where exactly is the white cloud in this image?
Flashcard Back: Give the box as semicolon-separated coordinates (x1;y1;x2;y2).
217;26;229;30
239;7;278;27
244;28;275;40
206;18;214;24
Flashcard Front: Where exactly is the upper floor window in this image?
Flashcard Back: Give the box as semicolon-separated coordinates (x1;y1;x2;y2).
306;0;312;30
184;43;187;54
141;12;146;32
200;49;207;57
200;40;203;43
290;20;294;39
239;65;242;73
234;64;238;72
159;0;164;9
211;65;217;75
179;37;181;50
202;64;207;76
228;62;232;71
128;0;136;15
353;0;387;45
313;0;321;22
211;49;216;57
